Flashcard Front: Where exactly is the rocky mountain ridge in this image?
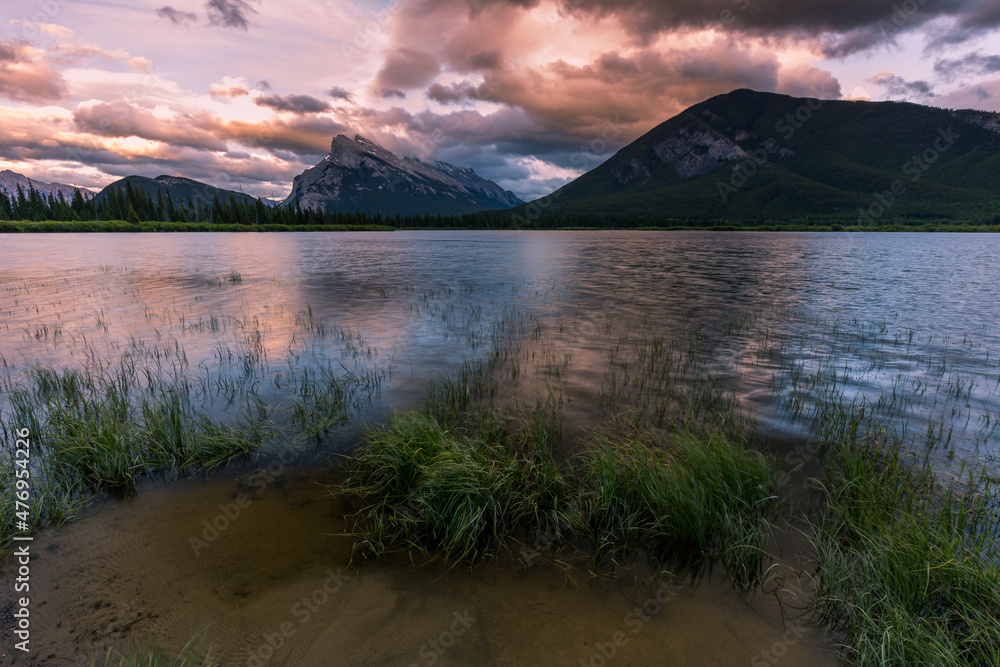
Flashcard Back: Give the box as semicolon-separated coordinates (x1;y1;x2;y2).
284;134;523;216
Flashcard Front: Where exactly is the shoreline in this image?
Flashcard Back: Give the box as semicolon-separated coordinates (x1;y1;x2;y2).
2;220;1000;233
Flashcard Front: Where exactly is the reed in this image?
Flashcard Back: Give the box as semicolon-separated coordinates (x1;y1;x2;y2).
578;430;776;588
92;633;218;666
807;414;1000;665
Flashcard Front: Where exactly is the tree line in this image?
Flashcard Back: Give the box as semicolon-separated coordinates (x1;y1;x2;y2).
4;180;988;231
0;181;390;227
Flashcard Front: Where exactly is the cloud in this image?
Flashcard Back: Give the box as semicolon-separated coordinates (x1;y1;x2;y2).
0;41;67;102
412;0;999;57
256;80;271;91
156;6;198;26
67;99;346;157
374;48;441;90
428;82;482;104
0;43;18;62
216;115;347;154
206;0;257;31
868;71;936;99
73;101;230;151
327;86;355;102
422;38;839;140
379;88;407;99
934;51;1000;77
469;49;504;70
777;64;843;99
935;77;1000;110
208;76;250;98
820;27;894;59
254;93;332;114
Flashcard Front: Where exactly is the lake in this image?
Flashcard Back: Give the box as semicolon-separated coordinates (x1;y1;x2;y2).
2;230;998;467
2;230;998;665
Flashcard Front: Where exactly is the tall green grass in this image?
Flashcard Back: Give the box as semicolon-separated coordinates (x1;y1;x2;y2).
716;309;1000;664
0;352;377;553
809;419;1000;665
341;352;778;589
580;431;775;588
343;413;530;561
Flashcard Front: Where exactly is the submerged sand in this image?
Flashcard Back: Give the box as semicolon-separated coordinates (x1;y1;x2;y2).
0;467;838;666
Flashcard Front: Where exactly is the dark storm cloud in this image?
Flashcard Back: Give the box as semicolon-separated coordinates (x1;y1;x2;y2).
958;0;1000;31
156;6;198;26
819;27;894;58
441;0;898;32
424;0;996;53
254;93;332;114
206;0;257;30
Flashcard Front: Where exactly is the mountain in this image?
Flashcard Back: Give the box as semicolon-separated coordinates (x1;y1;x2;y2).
0;170;95;200
524;89;1000;222
95;175;274;208
284;134;523;216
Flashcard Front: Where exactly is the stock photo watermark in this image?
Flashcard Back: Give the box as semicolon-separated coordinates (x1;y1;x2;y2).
856;126;959;225
406;609;478;666
512;117;624;226
750;620;809;666
9;427;34;654
716;92;829;203
576;579;683;667
188;448;297;556
242;567;350;667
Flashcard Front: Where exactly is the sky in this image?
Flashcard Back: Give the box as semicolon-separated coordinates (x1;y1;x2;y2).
2;0;999;201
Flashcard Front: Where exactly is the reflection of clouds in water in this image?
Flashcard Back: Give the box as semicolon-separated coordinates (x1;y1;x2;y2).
3;231;1000;468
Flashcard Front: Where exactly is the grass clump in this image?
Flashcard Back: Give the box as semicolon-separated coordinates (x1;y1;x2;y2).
0;364;270;552
10;367;268;496
341;409;778;589
811;430;1000;665
342;412;567;562
579;431;776;588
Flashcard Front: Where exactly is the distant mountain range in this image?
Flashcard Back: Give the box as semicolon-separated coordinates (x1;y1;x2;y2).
94;175;275;208
0;170;94;201
284;134;523;216
523;89;1000;222
6;135;521;218
7;90;1000;223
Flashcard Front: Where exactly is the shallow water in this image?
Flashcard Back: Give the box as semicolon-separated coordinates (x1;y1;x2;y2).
2;230;1000;664
0;467;838;667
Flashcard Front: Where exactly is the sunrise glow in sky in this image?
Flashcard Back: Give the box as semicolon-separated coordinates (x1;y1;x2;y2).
2;0;999;200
